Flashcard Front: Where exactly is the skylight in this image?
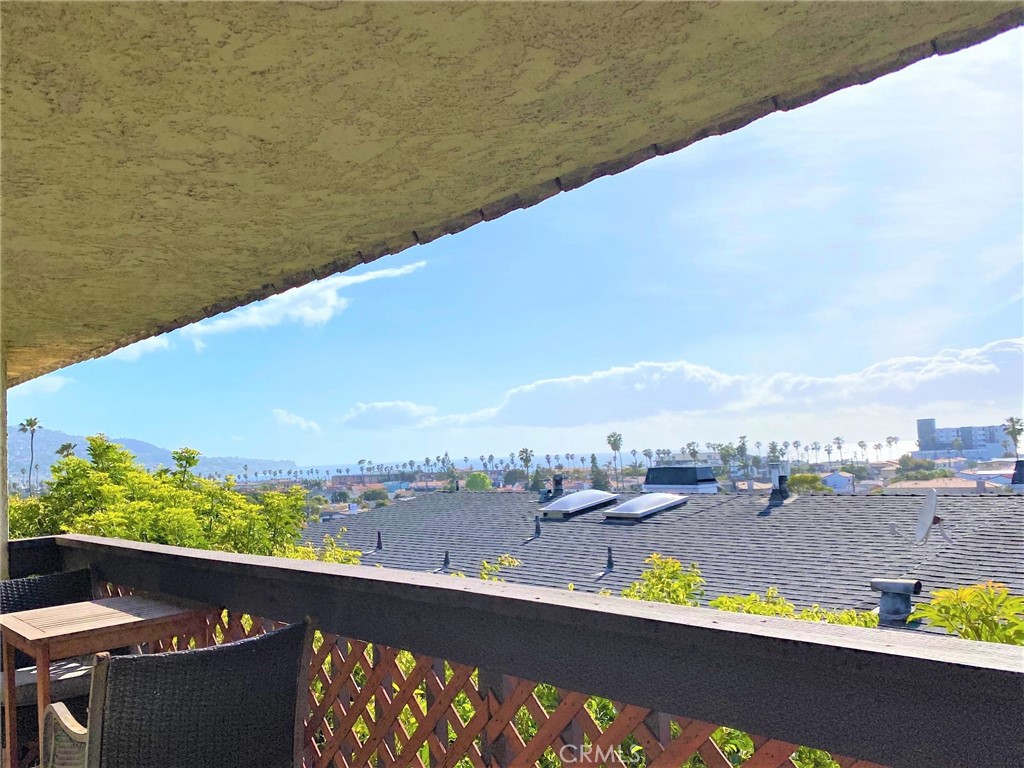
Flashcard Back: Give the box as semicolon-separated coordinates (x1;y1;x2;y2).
541;489;619;520
604;493;688;523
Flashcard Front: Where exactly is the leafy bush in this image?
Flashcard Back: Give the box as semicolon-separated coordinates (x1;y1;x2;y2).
896;456;937;473
711;587;877;627
465;472;492;491
889;469;954;481
909;582;1024;644
787;474;833;493
359;488;389;502
622;554;705;605
10;435;360;564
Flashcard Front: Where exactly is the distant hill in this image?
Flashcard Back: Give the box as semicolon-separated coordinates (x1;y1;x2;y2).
7;427;297;482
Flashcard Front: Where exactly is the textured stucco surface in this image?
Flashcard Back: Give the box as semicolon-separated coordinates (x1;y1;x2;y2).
2;2;1021;383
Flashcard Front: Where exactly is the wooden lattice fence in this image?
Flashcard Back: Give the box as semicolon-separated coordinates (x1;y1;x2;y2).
104;585;887;768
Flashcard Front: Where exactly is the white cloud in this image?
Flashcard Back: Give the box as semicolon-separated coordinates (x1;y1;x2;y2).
108;335;171;361
340;339;1023;440
9;374;72;397
272;408;321;432
341;401;438;429
182;261;426;344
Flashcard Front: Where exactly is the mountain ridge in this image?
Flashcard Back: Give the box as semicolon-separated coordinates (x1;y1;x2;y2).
7;427;297;481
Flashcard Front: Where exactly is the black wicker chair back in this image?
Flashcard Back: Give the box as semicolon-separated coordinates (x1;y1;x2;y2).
88;621;311;768
0;570;93;670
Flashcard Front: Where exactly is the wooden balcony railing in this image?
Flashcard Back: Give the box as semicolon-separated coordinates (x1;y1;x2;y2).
10;535;1023;768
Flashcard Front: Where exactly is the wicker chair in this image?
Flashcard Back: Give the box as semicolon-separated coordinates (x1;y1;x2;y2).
41;620;312;768
1;570;95;759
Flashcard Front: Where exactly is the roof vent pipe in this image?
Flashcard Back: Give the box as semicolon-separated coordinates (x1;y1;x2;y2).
768;462;784;505
443;550;450;569
870;578;922;624
376;531;383;551
552;474;564;499
534;516;541;538
606;546;614;570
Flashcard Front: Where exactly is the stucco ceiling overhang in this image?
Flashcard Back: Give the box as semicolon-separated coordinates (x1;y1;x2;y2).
2;2;1020;384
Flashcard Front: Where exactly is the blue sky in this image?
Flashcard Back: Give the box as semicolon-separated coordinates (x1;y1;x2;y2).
10;30;1023;467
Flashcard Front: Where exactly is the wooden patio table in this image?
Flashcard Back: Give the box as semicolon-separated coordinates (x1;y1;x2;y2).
0;595;212;768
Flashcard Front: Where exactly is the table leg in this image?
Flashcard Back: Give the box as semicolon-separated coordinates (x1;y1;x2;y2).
35;644;50;764
3;638;17;768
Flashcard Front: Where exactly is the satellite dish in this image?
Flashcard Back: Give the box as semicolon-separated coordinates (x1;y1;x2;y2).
890;488;956;546
913;488;938;543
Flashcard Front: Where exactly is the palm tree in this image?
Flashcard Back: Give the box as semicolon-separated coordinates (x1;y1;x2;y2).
791;440;801;466
1003;417;1023;460
767;441;781;462
885;436;894;459
18;417;42;494
857;441;868;464
545;454;553;474
737;436;750;480
686;442;699;466
892;436;900;458
754;441;762;459
811;442;821;464
518;448;534;481
606;432;623;490
55;442;77;459
824;443;833;467
641;448;653;467
782;441;790;460
833;436;845;465
873;443;883;461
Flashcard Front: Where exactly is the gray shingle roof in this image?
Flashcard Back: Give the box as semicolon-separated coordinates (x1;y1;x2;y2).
301;491;1023;612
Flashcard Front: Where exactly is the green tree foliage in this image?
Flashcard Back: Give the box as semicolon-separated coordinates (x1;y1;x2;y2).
710;587;877;627
502;468;527;487
465;472;493;491
528;467;550;492
891;469;954;481
589;453;611;492
622;554;705;605
838;464;870;480
1003;416;1022;460
909;582;1024;644
896;455;936;473
9;435;359;563
479;553;521;582
360;488;389;503
786;474;833;493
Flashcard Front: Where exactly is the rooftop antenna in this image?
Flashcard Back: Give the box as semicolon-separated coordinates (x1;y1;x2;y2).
889;489;956;545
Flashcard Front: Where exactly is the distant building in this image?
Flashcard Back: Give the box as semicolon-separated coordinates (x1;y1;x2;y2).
915;418;1007;461
820;470;855;494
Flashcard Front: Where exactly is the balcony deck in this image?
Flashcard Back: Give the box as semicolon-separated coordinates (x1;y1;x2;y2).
10;535;1023;768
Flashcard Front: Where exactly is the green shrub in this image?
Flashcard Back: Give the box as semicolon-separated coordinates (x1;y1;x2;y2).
909;582;1024;644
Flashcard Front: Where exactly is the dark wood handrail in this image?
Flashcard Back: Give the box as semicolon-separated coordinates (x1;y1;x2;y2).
11;534;1023;767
